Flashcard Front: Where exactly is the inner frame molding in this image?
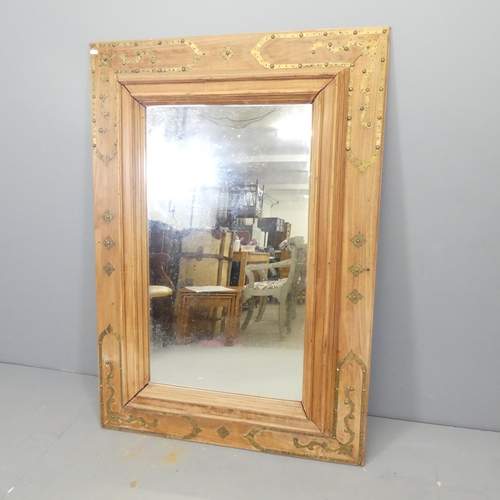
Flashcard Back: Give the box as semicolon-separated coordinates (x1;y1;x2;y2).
91;27;390;465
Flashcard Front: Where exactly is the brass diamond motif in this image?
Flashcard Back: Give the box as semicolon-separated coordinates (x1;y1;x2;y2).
103;262;115;275
103;236;115;250
217;426;230;439
347;289;363;304
350;233;367;248
221;45;235;61
102;210;114;224
348;262;365;277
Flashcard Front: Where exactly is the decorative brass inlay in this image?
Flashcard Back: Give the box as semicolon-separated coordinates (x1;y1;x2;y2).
245;424;354;462
91;39;203;167
102;210;114;224
103;262;115;275
250;29;388;172
350;233;366;248
93;38;203;74
103;237;115;250
251;29;385;70
349;262;365;277
347;289;363;304
221;45;234;61
345;33;389;172
333;351;369;462
217;426;230;439
99;326;202;440
104;361;159;428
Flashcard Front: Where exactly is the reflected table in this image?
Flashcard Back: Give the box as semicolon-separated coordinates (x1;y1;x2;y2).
175;286;242;346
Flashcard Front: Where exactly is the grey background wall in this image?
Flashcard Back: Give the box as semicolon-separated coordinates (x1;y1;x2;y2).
1;1;499;432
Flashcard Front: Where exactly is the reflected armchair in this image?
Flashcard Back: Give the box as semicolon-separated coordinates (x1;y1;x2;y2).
241;236;305;339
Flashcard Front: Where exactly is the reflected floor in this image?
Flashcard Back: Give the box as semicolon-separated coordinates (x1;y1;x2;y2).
150;302;305;400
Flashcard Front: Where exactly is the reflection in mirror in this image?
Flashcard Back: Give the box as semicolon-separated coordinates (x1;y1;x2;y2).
146;104;312;400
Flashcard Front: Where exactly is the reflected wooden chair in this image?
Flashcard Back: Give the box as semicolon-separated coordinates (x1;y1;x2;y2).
149;253;174;344
241;236;305;339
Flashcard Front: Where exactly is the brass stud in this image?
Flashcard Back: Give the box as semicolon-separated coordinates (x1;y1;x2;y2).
344;428;348;432
99;128;103;132
347;289;363;304
112;43;116;47
298;63;302;68
376;145;381;150
349;87;353;91
136;51;140;55
344;46;349;51
271;34;275;39
379;87;384;91
311;50;315;54
350;415;355;419
158;40;162;45
362;69;366;74
92;119;96;123
382;29;387;34
347;116;352;120
103;262;115;275
365;88;370;92
360;106;364;111
324;62;329;67
360;433;363;437
350;387;354;391
367;122;371;127
182;67;186;71
323;32;327;36
270;64;274;69
122;61;125;65
181;39;185;43
92;95;96;99
299;33;303;37
350;63;354;67
381;57;385;62
134;42;138;46
378;115;382;120
103;57;107;62
328;42;332;47
353;30;358;35
93;144;96;148
361;409;365;413
346;146;351;151
344;400;349;404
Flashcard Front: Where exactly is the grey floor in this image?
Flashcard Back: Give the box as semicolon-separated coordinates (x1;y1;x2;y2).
1;363;499;500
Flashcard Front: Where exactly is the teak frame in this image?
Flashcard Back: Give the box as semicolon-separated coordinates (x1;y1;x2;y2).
91;27;390;465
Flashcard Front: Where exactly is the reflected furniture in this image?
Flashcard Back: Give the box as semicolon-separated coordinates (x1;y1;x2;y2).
175;287;242;346
232;251;270;287
149;253;175;343
177;228;234;289
241;237;304;338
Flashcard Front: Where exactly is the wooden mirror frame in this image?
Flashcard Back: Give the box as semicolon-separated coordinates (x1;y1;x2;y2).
91;27;390;465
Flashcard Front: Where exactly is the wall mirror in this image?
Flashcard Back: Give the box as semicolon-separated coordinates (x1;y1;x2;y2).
91;27;390;465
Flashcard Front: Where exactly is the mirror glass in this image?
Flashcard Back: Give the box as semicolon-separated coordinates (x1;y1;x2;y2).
146;104;312;400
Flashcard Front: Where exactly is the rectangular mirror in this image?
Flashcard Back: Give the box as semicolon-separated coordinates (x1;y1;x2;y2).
147;104;311;400
92;27;390;465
